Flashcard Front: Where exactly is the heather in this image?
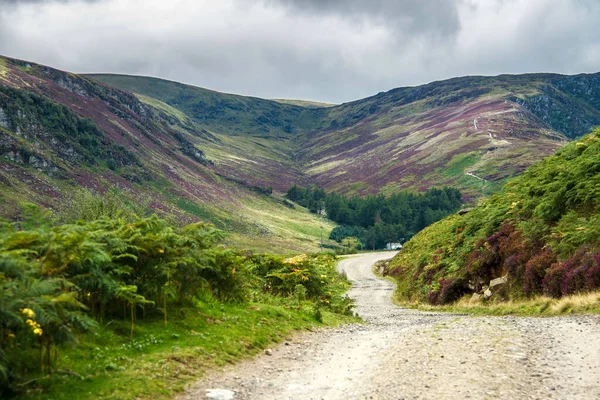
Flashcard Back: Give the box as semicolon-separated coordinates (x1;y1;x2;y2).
388;127;600;304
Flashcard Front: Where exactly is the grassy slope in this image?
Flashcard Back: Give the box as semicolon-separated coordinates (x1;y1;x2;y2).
299;75;573;199
90;72;600;201
0;57;334;254
387;127;600;304
3;56;600;253
270;98;336;108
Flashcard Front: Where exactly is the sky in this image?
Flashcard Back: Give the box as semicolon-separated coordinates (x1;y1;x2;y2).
0;0;599;103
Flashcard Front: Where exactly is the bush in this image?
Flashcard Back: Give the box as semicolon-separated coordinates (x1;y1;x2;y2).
523;250;556;296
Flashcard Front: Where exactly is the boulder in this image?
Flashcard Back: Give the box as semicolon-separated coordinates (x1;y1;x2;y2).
489;275;508;288
470;293;481;302
484;288;493;298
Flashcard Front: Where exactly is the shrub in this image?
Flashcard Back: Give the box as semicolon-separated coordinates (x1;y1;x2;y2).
523;250;556;296
543;263;569;298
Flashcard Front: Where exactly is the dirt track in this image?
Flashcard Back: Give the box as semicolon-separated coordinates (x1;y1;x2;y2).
182;252;600;399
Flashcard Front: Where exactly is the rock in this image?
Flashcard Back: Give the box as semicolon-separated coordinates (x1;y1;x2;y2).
470;293;481;302
265;349;273;356
0;107;9;129
206;389;235;399
489;275;508;288
458;208;474;216
484;288;493;298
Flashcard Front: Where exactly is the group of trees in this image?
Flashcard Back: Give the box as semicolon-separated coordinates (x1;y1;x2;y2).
286;185;463;249
0;205;349;393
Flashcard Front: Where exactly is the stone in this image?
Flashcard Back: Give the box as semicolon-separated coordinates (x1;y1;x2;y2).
458;208;474;216
489;275;508;288
484;288;493;298
265;349;273;356
470;293;481;302
206;389;235;400
0;107;8;129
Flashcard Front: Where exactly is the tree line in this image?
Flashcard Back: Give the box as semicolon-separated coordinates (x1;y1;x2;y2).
286;185;463;249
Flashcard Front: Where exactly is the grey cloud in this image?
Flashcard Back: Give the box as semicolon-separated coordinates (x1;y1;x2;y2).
0;0;599;103
267;0;461;37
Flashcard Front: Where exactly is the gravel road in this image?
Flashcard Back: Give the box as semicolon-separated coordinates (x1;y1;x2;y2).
182;252;600;399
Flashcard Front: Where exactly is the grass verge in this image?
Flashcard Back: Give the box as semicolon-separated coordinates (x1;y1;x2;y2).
16;295;356;400
394;291;600;316
374;260;600;316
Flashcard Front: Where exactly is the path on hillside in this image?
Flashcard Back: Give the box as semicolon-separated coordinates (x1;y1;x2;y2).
181;253;600;400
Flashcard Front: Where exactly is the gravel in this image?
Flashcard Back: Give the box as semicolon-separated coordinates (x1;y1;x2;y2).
180;252;600;400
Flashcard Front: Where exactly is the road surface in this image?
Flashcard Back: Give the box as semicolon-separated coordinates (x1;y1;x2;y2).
182;252;600;399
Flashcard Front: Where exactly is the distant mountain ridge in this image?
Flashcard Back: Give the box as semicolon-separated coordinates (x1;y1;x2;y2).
90;70;600;198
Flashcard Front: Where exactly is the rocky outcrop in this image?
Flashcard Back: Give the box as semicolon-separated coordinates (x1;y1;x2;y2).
0;106;8;129
471;274;508;301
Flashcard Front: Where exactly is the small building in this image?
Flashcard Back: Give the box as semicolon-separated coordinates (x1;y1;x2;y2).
385;242;403;250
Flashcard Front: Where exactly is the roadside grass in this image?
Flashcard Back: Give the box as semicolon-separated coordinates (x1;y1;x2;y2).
18;295;356;400
373;260;600;316
395;291;600;316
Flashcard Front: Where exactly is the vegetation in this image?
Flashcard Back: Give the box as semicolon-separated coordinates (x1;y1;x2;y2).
0;85;137;170
397;290;600;316
388;128;600;305
0;206;353;397
86;74;327;138
286;185;462;249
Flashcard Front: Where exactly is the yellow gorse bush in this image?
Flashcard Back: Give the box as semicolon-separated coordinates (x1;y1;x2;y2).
283;254;309;265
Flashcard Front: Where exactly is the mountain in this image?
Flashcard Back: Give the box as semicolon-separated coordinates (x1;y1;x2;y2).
0;56;335;253
90;71;600;200
2;55;600;254
385;128;600;304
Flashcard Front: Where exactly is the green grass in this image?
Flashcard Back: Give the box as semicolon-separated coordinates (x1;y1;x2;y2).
442;153;481;178
388;128;600;305
17;295;355;400
175;198;214;221
135;94;190;123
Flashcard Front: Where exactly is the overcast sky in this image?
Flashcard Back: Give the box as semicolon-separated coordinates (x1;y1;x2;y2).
1;0;599;103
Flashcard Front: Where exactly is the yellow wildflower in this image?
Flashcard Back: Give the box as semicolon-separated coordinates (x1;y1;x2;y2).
21;308;35;318
8;333;15;339
158;249;165;254
284;254;308;265
33;328;43;336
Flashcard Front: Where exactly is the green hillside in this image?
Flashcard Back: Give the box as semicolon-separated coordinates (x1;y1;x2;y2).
3;55;600;255
91;71;600;200
86;74;326;138
0;56;335;254
387;128;600;304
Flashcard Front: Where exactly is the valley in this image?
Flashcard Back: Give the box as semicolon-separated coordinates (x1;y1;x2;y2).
3;56;600;254
2;54;600;399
